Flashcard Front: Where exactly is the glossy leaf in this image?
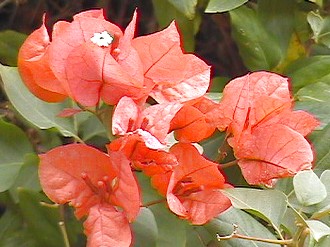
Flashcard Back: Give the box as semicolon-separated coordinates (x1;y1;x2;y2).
152;0;201;51
167;0;198;19
0;210;37;247
132;208;158;247
293;170;327;206
205;207;278;247
295;82;330;128
222;188;287;228
313;123;330;172
230;5;282;70
257;0;294;54
285;55;330;91
18;188;65;247
136;172;187;247
312;170;330;215
0;64;79;138
9;153;41;202
0;30;27;66
0;119;33;192
308;11;330;48
151;204;187;247
306;220;330;242
205;0;248;13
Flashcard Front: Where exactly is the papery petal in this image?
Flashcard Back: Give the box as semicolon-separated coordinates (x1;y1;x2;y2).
112;96;140;135
167;143;229;223
39;144;140;220
132;22;210;103
171;97;218;142
139;102;183;143
116;10;145;85
260;109;319;136
212;72;291;136
234;124;314;186
108;136;177;196
18;16;67;102
84;204;132;247
169;143;225;187
48;11;123;95
180;189;232;225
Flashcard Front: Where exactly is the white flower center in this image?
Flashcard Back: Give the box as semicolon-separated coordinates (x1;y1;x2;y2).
90;31;114;47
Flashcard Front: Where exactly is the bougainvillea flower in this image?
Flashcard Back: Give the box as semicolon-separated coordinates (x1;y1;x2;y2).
132;22;210;103
170;97;219;142
108;134;178;196
167;143;231;224
18;9;210;106
112;96;182;146
17;16;67;102
39;144;140;246
211;71;293;137
232;124;314;186
212;71;319;186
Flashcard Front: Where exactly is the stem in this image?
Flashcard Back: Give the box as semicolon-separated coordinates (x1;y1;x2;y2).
219;160;238;169
217;233;293;245
59;222;71;247
59;205;70;247
311;208;330;220
216;224;293;245
142;198;166;207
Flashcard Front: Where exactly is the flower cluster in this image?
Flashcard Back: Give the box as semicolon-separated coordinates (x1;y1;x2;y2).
18;9;319;247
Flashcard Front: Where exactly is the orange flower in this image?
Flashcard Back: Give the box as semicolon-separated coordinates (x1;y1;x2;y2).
18;9;210;106
167;143;231;224
211;72;319;185
39;144;140;246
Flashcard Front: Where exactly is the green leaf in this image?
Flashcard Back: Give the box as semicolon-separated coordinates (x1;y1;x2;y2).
205;208;278;247
295;82;330;128
136;173;187;247
167;0;198;19
316;235;330;247
257;0;294;55
306;220;330;242
0;119;33;192
222;188;287;228
285;55;330;91
132;208;158;247
0;209;37;247
9;153;41;202
185;225;214;247
229;5;282;70
18;188;65;247
205;0;248;13
313;123;330;172
312;170;330;217
150;203;187;247
293;170;327;206
0;64;79;139
78;113;107;141
0;30;27;66
308;11;330;48
152;0;201;51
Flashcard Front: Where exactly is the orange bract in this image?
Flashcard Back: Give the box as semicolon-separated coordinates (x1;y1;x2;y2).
213;71;319;185
167;143;231;224
18;9;210;106
39;144;140;246
170;97;218;142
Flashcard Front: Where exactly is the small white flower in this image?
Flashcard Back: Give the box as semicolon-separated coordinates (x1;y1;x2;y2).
90;31;114;47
